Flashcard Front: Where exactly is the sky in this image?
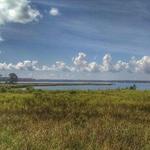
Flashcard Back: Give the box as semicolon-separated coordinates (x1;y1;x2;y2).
0;0;150;80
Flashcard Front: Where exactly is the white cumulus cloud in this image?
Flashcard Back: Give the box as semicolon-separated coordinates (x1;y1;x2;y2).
130;56;150;74
52;61;74;72
0;0;41;25
73;52;89;72
100;54;113;72
49;8;60;16
73;52;100;72
14;60;39;71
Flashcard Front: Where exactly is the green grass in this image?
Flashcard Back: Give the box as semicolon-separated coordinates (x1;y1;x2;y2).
0;89;150;150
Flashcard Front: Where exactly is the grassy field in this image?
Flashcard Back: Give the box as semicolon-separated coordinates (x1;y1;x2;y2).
0;89;150;150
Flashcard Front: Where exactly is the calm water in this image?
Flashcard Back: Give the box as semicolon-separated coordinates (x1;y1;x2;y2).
34;82;150;91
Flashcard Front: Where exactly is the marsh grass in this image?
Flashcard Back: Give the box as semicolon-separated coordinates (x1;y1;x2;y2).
0;89;149;150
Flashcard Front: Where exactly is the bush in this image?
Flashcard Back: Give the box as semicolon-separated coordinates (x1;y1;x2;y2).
26;86;34;92
129;84;136;90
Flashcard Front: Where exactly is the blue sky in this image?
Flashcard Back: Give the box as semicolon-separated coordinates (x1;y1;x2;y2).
0;0;150;80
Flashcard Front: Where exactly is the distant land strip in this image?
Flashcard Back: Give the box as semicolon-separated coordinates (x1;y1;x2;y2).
0;82;113;88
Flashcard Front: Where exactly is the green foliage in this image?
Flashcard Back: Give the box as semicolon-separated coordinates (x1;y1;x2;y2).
26;86;35;92
129;84;137;90
0;90;149;150
0;87;7;93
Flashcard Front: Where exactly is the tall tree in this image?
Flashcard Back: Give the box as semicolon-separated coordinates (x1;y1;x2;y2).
8;73;18;84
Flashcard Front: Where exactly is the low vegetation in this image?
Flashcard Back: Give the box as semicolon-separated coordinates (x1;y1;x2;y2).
0;88;149;150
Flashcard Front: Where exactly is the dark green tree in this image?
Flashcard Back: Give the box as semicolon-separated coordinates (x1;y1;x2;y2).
8;73;18;84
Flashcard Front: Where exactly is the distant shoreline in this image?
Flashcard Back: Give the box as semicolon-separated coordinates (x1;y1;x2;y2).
1;79;150;83
0;82;113;88
18;79;150;83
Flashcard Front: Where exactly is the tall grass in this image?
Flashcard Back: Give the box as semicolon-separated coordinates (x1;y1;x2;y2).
0;89;149;150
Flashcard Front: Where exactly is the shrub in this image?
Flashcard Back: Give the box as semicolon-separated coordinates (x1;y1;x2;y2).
129;84;136;90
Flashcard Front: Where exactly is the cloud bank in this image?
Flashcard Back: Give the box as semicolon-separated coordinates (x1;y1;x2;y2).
0;52;150;74
0;60;39;71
